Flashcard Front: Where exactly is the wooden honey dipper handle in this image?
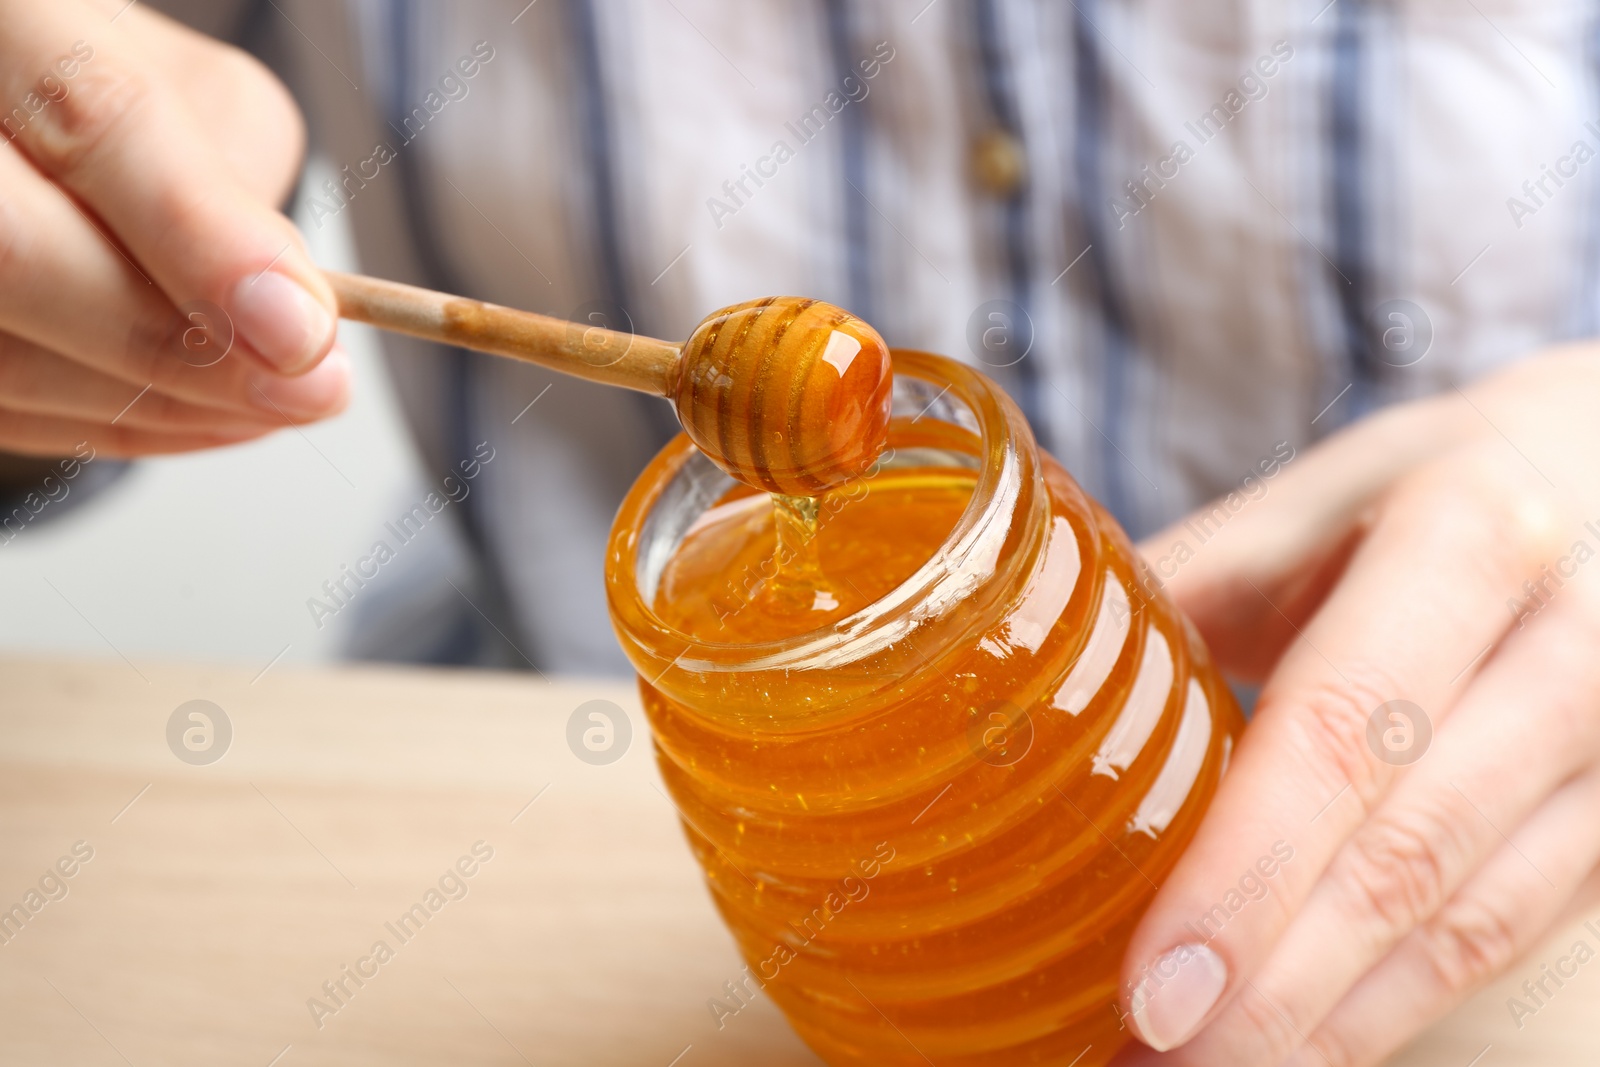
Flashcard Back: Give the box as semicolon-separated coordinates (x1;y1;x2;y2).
326;271;682;397
325;272;894;495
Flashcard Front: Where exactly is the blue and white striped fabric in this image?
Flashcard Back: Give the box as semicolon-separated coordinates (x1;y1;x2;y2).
278;0;1600;674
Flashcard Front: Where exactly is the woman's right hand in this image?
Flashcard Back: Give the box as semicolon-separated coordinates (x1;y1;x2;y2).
0;0;348;458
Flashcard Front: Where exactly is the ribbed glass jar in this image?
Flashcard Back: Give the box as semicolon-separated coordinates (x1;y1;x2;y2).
606;351;1244;1065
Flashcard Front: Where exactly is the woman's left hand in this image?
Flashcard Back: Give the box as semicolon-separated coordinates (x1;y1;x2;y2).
1115;344;1600;1065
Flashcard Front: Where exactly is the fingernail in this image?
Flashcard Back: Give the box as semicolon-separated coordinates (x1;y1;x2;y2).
250;345;350;418
1127;944;1228;1052
230;270;334;373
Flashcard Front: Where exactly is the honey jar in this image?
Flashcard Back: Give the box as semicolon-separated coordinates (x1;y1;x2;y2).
606;350;1245;1065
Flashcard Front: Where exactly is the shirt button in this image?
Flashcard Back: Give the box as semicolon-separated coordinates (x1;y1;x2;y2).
971;128;1027;197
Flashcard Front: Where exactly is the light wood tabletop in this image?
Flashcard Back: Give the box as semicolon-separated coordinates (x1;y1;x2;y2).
0;656;1594;1066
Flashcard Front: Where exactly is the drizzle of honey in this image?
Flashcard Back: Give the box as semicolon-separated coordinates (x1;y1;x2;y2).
644;452;1243;1066
657;476;977;640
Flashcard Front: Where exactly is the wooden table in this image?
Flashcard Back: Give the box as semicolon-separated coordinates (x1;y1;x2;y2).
0;657;1593;1066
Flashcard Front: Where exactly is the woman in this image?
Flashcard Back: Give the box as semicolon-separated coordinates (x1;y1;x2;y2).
1;1;1597;1062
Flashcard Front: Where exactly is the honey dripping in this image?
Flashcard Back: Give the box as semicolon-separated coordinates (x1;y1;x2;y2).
764;493;833;616
657;466;979;642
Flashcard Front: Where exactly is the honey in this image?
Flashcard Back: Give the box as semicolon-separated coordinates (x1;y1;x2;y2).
607;352;1244;1065
655;475;978;640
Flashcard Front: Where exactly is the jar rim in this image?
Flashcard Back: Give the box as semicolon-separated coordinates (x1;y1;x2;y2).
605;350;1035;676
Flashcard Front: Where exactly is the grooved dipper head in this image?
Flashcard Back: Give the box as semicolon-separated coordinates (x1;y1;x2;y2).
674;297;893;496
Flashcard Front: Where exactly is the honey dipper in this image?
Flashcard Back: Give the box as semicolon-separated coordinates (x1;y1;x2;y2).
325;272;893;495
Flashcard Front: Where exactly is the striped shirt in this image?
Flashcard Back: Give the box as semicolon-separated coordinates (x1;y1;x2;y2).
213;0;1600;673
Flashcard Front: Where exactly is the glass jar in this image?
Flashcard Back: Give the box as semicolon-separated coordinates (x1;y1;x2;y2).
606;351;1244;1066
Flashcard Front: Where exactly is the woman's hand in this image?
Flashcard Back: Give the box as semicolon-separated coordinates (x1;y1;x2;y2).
0;0;346;458
1117;346;1600;1065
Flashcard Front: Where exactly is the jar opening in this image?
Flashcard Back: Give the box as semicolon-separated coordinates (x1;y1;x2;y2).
607;351;1039;675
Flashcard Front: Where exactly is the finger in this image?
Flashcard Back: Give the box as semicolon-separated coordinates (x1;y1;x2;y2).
108;3;305;203
0;147;350;417
1286;773;1600;1067
0;331;347;432
1109;778;1600;1067
1143;583;1600;1065
1119;446;1569;1052
0;407;273;458
0;3;334;372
